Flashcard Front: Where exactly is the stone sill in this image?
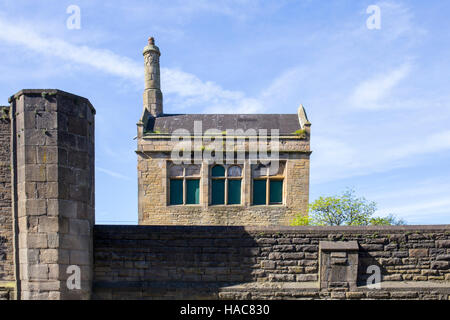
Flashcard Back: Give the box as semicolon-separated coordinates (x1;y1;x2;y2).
136;150;312;155
357;281;450;291
93;280;450;293
94;224;450;234
141;134;307;140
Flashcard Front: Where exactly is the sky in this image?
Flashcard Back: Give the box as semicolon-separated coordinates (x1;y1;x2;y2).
0;0;449;225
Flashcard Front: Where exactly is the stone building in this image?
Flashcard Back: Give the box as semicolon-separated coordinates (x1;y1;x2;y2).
136;38;312;226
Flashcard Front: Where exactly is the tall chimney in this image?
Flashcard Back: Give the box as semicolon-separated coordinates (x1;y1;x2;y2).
143;37;163;117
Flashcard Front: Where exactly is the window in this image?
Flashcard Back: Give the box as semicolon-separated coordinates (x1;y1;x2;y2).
168;163;200;205
211;164;242;205
252;162;285;205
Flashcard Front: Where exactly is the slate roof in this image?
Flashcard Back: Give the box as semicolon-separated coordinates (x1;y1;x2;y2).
147;114;300;135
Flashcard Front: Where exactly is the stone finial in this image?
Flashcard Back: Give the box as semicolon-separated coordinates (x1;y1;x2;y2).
297;104;311;129
148;37;155;45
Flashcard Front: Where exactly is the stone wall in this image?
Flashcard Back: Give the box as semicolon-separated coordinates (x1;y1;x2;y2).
137;150;310;226
9;90;95;299
0;107;14;284
93;225;450;300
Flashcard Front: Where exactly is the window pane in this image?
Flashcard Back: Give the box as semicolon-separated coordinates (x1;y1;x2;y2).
228;165;242;177
211;165;225;177
211;179;225;205
228;179;241;204
170;179;183;205
253;180;266;205
186;179;200;204
169;165;183;177
186;165;201;176
269;180;283;204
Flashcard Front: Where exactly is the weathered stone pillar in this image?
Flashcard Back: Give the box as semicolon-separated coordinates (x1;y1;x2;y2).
319;241;359;291
9;89;95;300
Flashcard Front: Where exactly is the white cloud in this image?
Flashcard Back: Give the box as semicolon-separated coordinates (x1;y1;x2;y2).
369;178;450;202
0;17;142;84
97;167;133;181
377;1;427;42
312;129;450;183
116;0;287;25
349;63;411;110
0;16;279;115
377;198;450;222
203;66;306;114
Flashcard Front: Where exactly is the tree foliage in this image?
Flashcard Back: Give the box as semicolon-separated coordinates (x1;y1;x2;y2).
291;189;406;226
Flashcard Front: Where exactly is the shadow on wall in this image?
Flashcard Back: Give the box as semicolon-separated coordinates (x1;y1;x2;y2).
0;236;7;278
357;247;388;285
93;226;260;299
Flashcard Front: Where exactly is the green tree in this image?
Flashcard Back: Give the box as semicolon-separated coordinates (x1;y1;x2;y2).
291;189;406;226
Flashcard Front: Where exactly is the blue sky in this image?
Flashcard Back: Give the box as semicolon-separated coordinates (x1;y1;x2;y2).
0;0;449;224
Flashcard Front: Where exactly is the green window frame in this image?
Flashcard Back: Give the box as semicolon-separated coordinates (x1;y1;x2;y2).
211;164;242;205
252;162;285;205
168;163;201;205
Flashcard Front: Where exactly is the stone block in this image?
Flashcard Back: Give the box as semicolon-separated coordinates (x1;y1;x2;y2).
25;164;47;182
38;216;59;233
269;274;295;282
390;291;418;299
346;292;365;299
27;233;48;248
331;292;346;299
26;199;47;215
296;274;317;281
59;200;77;218
261;260;276;269
70;250;90;265
392;251;408;258
431;261;449;270
40;249;59;264
383;274;402;281
28;264;49;280
409;248;428;257
366;291;390;299
436;254;450;261
69;219;90;235
37;146;58;164
436;240;450;248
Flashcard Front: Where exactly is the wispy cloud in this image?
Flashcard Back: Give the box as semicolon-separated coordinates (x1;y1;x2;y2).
378;198;450;222
114;0;288;25
0;16;268;114
0;17;141;83
97;166;133;181
349;63;411;110
377;1;427;42
312;129;450;183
